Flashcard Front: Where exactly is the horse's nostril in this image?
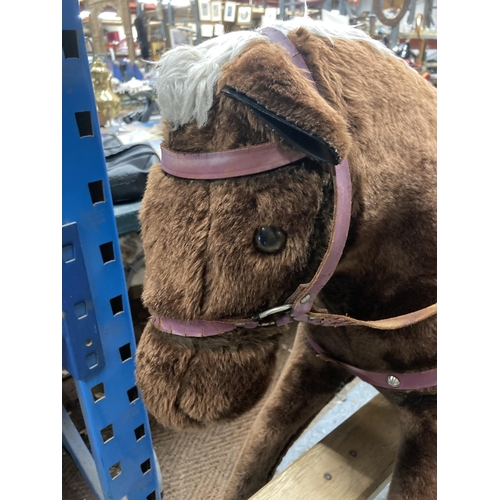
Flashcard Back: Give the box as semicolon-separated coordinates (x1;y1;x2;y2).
253;226;287;254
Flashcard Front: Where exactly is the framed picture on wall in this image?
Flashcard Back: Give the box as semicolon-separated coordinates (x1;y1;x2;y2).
214;23;225;36
224;1;237;22
211;1;222;22
198;0;212;21
201;24;214;37
169;28;193;48
264;7;277;21
261;6;277;27
236;5;252;25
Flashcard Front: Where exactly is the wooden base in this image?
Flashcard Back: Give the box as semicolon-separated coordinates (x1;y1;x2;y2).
251;394;400;500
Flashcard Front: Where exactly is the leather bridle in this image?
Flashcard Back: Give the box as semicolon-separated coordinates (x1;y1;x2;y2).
152;27;437;390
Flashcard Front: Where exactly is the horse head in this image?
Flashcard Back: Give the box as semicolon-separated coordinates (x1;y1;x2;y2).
135;19;437;433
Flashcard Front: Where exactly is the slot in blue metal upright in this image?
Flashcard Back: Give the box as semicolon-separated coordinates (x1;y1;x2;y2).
62;1;161;498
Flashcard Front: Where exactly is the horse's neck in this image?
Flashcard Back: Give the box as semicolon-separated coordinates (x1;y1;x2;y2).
292;34;437;310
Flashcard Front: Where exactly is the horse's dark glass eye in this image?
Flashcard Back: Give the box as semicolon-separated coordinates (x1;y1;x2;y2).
253;226;287;254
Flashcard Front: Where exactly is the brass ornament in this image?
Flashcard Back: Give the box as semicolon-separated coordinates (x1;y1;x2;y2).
90;58;121;123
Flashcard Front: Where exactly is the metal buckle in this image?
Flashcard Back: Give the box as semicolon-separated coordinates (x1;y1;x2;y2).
256;303;293;321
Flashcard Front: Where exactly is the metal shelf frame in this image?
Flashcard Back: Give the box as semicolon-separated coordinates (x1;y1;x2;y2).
62;0;161;498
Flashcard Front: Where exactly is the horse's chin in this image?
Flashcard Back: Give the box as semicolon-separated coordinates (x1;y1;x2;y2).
135;320;284;429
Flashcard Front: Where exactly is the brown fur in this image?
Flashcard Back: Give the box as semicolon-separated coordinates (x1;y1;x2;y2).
381;390;437;499
223;327;353;499
136;27;437;500
141;161;327;321
135;323;283;428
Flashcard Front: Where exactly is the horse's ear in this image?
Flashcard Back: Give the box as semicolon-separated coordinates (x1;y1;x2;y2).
217;38;352;161
222;86;341;165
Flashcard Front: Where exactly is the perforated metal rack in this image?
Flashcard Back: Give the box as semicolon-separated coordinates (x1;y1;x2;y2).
62;1;161;498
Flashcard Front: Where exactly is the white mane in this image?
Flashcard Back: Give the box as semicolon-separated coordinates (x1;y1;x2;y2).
154;17;394;130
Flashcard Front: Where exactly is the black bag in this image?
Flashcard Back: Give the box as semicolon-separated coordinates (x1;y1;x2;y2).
103;137;159;204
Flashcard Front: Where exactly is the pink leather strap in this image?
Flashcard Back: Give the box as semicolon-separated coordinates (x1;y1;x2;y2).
260;27;318;90
161;143;306;179
288;157;352;320
307;337;437;390
151;316;260;337
258;28;353;320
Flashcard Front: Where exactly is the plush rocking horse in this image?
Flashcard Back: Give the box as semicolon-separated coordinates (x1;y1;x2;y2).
135;17;437;500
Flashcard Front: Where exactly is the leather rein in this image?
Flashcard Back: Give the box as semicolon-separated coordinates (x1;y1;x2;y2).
153;28;437;390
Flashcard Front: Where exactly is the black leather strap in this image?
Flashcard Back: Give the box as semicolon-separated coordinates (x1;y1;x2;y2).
222;86;341;165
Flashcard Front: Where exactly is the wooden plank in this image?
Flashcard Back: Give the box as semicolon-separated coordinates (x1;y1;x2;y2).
251;394;400;500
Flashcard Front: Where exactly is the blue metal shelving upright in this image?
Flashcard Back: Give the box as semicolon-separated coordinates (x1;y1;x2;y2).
62;1;161;498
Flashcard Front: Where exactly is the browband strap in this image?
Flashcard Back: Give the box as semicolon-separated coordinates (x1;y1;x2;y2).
161;142;306;179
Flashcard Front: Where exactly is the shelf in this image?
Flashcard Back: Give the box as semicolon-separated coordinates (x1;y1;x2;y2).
62;1;162;498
